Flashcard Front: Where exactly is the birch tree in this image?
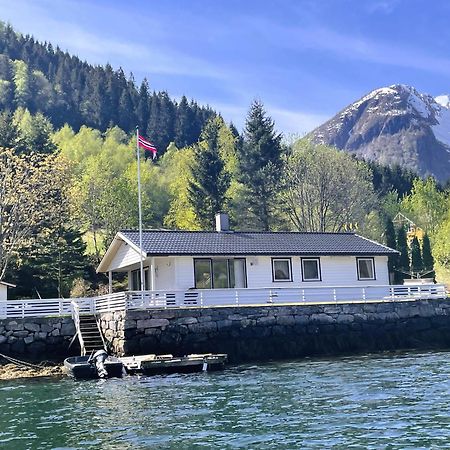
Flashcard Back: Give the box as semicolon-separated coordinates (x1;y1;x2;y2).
280;140;376;232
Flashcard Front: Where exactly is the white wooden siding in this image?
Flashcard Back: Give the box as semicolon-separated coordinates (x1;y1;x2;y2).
0;284;7;301
109;242;141;271
151;255;390;290
174;257;195;290
154;257;176;290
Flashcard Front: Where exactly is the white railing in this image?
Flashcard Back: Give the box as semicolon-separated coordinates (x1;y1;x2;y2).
123;284;447;310
0;284;447;319
71;300;85;355
0;297;75;319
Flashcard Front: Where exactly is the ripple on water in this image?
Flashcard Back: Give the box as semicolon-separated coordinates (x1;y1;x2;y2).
1;351;450;448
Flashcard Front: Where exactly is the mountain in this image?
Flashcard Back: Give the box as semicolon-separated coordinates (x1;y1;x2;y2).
308;84;450;182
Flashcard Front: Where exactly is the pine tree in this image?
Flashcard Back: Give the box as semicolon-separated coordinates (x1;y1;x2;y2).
421;233;435;278
385;218;397;281
174;95;195;148
237;100;282;230
136;78;150;134
396;226;409;281
0;110;19;148
410;236;423;277
188;117;230;229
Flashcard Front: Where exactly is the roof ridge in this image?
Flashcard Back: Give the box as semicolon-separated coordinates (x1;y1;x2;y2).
120;229;357;235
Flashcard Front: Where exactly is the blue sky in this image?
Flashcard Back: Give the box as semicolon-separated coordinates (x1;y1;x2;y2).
0;0;449;135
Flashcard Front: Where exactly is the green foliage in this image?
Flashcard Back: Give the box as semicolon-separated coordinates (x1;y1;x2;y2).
13;107;56;153
385;218;397;277
12;225;87;299
396;226;410;279
368;161;416;196
410;236;423;275
433;209;450;272
401;177;448;234
0;109;19;148
421;233;434;277
0;149;73;279
0;22;216;151
235;100;283;230
162;144;201;230
188;117;231;230
281;140;376;232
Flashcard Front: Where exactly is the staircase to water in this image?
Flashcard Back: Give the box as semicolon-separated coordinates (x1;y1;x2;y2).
77;314;106;356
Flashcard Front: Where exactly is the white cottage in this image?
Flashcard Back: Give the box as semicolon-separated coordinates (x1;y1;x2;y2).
97;215;398;293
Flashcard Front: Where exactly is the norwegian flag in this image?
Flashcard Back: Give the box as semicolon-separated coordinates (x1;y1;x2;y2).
138;134;157;159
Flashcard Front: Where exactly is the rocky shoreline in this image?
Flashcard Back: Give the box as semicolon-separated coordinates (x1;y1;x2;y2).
0;362;63;380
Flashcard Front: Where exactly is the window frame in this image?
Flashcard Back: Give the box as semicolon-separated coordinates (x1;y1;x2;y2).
193;258;247;289
301;257;322;282
130;267;149;290
356;257;376;281
271;257;293;282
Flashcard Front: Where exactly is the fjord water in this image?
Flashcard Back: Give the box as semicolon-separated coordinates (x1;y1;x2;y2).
2;351;450;449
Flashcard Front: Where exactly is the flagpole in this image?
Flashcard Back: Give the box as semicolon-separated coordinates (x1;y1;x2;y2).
136;127;145;292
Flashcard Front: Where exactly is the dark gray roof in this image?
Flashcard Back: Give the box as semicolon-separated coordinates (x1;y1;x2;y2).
120;230;397;256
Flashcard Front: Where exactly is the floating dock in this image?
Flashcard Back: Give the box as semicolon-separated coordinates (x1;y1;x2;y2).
119;353;228;375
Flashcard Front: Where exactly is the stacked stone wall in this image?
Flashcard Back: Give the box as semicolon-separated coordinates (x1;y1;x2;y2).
99;300;450;362
0;317;77;359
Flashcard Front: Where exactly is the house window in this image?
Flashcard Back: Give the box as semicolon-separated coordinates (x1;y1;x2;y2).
357;258;376;280
194;258;247;289
301;258;321;282
194;259;212;289
130;268;149;290
272;258;292;282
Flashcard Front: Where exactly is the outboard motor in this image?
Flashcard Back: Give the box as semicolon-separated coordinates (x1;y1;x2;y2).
89;349;109;378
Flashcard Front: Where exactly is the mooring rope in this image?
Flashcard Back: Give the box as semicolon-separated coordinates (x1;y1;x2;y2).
0;352;43;370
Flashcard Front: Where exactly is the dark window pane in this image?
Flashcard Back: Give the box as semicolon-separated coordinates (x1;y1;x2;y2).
195;260;212;289
213;260;229;288
273;260;290;280
358;259;374;279
303;260;319;280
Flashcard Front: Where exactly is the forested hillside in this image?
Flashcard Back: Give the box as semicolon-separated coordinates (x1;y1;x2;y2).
0;22;449;299
0;21;216;153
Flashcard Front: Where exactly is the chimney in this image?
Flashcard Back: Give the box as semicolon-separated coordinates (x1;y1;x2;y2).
215;213;230;232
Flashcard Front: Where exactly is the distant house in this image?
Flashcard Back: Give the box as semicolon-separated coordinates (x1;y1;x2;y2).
0;281;15;300
97;214;398;292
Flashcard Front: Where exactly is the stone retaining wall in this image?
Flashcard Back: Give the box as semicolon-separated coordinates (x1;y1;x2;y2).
100;299;450;362
2;299;450;362
0;317;77;359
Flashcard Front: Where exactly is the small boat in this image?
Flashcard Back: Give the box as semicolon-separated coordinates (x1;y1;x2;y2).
64;350;124;380
120;353;228;376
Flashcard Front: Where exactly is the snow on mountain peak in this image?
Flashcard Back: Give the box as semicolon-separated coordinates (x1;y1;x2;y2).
435;95;450;109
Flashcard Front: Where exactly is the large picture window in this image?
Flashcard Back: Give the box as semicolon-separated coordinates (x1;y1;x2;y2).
301;258;321;282
272;258;292;282
357;258;376;280
194;258;247;289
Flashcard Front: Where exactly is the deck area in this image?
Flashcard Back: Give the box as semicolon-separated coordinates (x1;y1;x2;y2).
0;284;447;319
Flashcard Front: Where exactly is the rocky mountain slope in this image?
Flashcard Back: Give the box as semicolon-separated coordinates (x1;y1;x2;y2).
308;84;450;182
